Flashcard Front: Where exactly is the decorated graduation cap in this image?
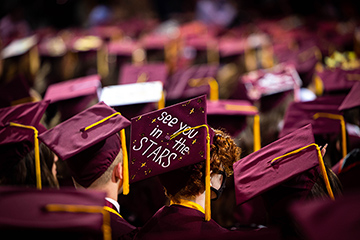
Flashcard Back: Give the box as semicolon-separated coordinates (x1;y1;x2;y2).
290;191;360;240
129;95;214;220
0;100;50;189
206;99;261;151
39;102;131;190
0;187;109;240
234;124;335;207
166;64;219;101
238;63;302;103
118;63;168;85
339;81;360;111
44;74;101;121
280;95;348;158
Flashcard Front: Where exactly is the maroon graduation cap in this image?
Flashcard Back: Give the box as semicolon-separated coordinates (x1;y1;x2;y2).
234;124;335;206
315;67;360;94
43;74;101;121
129;95;214;220
166;64;219;101
239;63;302;102
39;102;131;189
0;100;50;189
339;81;360;111
279;95;348;158
118;63;168;85
206;99;261;151
290;191;360;240
0;186;109;240
218;37;246;58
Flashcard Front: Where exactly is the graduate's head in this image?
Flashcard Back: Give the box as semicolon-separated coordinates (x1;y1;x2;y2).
39;102;131;189
71;136;124;192
0;100;58;188
160;128;241;202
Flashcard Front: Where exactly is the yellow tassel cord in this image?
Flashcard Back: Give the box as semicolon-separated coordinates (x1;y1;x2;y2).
170;124;211;221
158;91;165;110
9;122;41;190
188;77;219;101
97;45;109;79
82;112;130;195
253;114;261;152
120;127;129;195
313;113;347;159
170;199;205;214
29;46;40;77
207;44;219;65
313;75;324;96
11;96;36;106
45;204;112;240
270;143;335;200
223;104;261;152
103;206;123;218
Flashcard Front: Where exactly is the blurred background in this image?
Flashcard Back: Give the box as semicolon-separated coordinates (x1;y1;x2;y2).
1;0;360;230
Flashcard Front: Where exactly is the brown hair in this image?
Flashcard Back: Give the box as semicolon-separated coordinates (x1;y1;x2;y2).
164;129;241;202
0;143;59;188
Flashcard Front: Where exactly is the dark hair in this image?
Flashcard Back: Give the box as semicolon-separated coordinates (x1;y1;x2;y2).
162;129;241;202
308;165;343;200
0;143;59;188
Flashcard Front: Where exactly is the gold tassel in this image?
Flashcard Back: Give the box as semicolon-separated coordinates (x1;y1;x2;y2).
253;114;261;152
271;143;334;200
313;113;347;159
170;124;211;221
9;122;41;190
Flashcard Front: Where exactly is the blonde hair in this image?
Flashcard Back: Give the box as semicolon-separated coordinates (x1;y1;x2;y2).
73;148;123;189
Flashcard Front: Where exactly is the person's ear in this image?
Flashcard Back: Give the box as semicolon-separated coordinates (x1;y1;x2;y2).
112;162;123;183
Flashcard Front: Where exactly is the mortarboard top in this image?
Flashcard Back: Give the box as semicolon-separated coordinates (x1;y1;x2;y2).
206;99;261;151
218;37;246;58
100;81;164;109
107;39;141;57
240;63;302;102
118;63;168;85
279;95;348;158
44;75;101;103
166;64;219;101
314;67;360;94
140;33;172;50
129;95;214;220
233;124;335;207
39;101;131;189
1;35;37;59
0;101;49;189
43;74;101;121
290;191;360;240
0;186;109;240
338;81;360;111
0;100;50;189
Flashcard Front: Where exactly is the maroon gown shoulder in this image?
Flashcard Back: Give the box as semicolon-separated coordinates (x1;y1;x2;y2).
134;205;228;240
